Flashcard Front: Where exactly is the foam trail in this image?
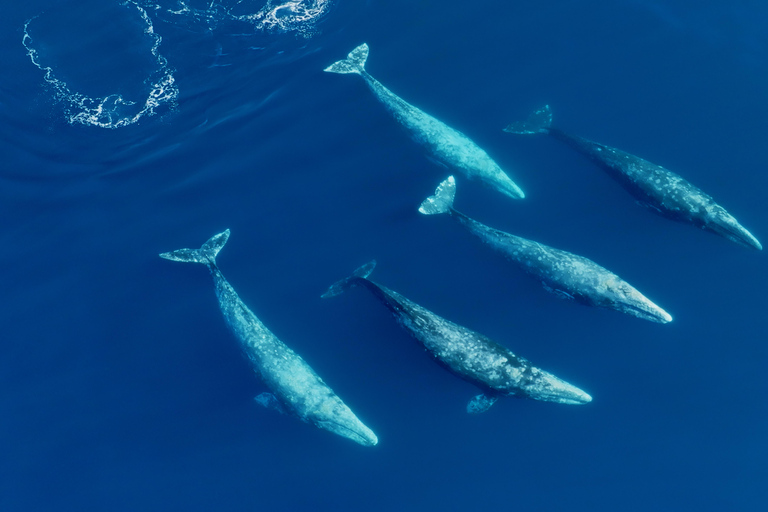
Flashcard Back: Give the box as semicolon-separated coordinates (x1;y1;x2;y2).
23;1;178;129
136;0;334;36
250;0;333;36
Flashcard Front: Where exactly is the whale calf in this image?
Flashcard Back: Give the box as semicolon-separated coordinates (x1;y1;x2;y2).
322;261;591;412
325;43;525;200
504;105;761;250
160;230;377;446
419;176;673;323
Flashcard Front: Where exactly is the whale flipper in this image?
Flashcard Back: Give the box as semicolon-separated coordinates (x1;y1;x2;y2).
504;105;552;135
324;43;369;74
321;260;377;298
159;229;230;264
467;393;499;414
418;176;456;215
254;392;287;415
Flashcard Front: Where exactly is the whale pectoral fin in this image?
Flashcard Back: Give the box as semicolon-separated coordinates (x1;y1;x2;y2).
467;394;499;414
254;393;287;415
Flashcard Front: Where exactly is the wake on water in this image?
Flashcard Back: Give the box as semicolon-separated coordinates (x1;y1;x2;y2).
22;0;333;129
23;1;178;129
137;0;334;35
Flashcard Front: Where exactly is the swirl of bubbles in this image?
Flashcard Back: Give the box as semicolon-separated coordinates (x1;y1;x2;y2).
248;0;333;35
22;1;178;129
136;0;334;36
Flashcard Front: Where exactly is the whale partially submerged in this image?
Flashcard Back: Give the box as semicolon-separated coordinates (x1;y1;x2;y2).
504;105;761;250
419;176;673;323
322;261;591;412
325;43;525;200
160;230;377;447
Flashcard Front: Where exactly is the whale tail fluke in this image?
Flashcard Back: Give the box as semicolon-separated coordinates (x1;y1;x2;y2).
504;105;552;135
321;260;376;298
159;229;230;265
419;176;456;215
324;43;369;74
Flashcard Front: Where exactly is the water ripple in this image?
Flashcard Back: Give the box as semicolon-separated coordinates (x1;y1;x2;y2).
22;1;178;129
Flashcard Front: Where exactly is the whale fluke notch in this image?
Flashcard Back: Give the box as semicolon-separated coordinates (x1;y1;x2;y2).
159;229;230;265
504;105;553;135
467;393;499;414
324;43;369;75
321;260;377;298
418;176;456;215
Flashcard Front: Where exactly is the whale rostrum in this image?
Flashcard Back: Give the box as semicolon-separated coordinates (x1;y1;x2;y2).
419;176;673;323
325;43;525;200
322;261;591;411
504;105;761;250
160;230;377;447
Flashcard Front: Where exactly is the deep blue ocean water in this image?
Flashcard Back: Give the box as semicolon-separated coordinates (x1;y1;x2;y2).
2;1;767;510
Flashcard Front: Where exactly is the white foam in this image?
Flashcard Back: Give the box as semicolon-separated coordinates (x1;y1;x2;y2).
23;1;178;129
136;0;333;36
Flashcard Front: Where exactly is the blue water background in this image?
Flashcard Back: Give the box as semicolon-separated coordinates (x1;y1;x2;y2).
2;1;767;510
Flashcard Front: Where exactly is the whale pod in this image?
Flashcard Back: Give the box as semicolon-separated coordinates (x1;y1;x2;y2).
325;43;525;200
160;230;377;447
322;261;591;411
504;105;761;250
419;176;673;323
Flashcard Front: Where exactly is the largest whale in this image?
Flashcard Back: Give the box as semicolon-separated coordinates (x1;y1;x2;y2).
419;176;672;323
160;230;377;447
505;105;761;250
322;260;591;413
325;43;525;200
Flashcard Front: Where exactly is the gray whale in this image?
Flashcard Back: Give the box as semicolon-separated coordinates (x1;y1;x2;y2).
322;261;591;413
504;105;761;250
419;176;673;323
160;230;377;446
325;43;525;200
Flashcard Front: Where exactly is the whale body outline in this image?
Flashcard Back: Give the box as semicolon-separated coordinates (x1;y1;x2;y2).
322;260;592;412
504;105;761;250
325;43;525;200
160;230;378;447
419;176;673;324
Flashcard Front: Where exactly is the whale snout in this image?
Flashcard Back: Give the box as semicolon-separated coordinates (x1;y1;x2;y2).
612;285;673;324
554;388;592;405
627;301;673;324
535;372;592;405
708;214;762;251
316;417;378;447
496;176;526;200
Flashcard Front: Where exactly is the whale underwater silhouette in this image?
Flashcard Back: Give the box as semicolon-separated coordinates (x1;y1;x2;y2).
322;260;591;413
325;42;525;200
505;105;761;250
160;230;378;446
419;176;673;324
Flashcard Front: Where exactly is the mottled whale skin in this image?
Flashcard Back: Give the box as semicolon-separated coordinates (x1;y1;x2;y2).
322;261;591;412
504;105;761;250
419;176;673;323
160;230;377;447
325;43;525;200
